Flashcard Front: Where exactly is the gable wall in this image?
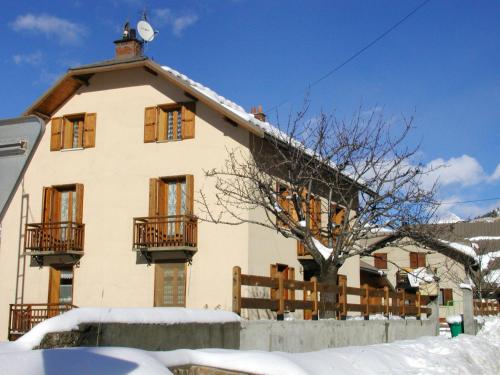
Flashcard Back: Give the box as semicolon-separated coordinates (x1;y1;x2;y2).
0;67;255;339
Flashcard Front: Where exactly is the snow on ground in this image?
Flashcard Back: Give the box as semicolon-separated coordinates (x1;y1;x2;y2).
1;316;499;375
7;308;240;351
0;347;171;375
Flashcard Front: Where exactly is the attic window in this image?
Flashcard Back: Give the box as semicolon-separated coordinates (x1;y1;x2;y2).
144;103;195;143
50;113;96;151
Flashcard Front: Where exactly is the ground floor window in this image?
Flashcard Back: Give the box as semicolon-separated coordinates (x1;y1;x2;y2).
438;288;453;306
154;262;186;307
48;267;74;305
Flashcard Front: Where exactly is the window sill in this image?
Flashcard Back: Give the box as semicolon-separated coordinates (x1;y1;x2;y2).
61;147;84;152
155;139;183;143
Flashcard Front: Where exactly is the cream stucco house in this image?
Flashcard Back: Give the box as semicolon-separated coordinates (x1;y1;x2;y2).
361;231;478;319
0;35;364;340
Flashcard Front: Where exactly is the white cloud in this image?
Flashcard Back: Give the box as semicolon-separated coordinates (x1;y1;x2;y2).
489;164;500;182
12;51;42;65
423;155;488;189
153;8;198;36
11;14;86;45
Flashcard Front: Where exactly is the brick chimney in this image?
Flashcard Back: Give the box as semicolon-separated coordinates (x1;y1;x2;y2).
250;105;266;122
114;27;143;60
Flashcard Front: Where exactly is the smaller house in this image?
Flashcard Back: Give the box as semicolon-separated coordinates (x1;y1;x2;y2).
361;231;478;319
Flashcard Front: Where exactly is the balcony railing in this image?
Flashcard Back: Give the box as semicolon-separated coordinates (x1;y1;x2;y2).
8;303;76;340
24;222;85;254
133;215;198;250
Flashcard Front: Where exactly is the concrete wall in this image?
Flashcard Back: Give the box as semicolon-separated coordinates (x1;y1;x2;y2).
38;322;241;351
240;318;438;352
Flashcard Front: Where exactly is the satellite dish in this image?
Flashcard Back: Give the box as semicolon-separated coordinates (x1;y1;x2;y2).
137;20;155;42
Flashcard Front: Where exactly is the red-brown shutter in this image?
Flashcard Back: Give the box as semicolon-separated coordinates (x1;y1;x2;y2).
374;253;388;269
144;107;158;143
409;252;418;268
443;288;453;305
181;102;196;139
418;253;426;267
50;118;63;151
83;113;96;148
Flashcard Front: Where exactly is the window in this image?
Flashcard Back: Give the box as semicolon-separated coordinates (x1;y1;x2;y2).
149;175;194;218
50;113;96;151
439;288;453;306
154;262;186;307
275;184;321;234
374;253;388;269
48;267;74;305
144;102;195;143
42;184;84;224
409;252;426;268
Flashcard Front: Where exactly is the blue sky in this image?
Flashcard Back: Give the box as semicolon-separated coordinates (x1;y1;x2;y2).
1;0;499;219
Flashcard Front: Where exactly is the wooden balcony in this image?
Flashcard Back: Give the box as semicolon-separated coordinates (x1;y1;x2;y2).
133;215;198;262
8;303;76;341
24;222;85;265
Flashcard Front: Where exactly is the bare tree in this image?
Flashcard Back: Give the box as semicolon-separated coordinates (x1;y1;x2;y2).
199;105;439;316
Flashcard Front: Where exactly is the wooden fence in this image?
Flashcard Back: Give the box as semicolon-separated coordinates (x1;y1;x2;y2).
473;299;499;316
232;266;432;320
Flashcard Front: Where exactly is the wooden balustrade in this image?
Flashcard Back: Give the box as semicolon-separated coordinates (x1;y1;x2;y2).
8;303;77;341
133;215;198;249
24;222;85;253
232;266;431;320
473;299;499;316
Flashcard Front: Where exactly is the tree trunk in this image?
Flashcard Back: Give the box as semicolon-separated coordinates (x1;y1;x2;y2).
319;265;339;319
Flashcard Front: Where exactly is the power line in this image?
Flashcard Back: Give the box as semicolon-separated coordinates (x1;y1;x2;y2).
265;0;432;114
439;197;500;205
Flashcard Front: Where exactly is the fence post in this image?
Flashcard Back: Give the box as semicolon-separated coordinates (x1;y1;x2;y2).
277;271;284;320
311;276;318;320
232;266;241;316
399;289;406;317
363;284;369;320
416;291;421;320
340;278;347;320
383;286;389;318
461;285;474;335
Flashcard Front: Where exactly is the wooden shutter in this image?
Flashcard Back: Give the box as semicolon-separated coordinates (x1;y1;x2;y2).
270;264;278;300
149;178;159;216
410;252;418;268
154;264;163;306
42;187;55;222
288;267;295;302
48;267;60;304
418;253;426;267
144;107;158;143
374;253;388;269
310;196;322;237
83;113;96;148
157;108;167;142
50;118;63;151
181;102;196;139
185;175;194;215
63;118;74;149
75;184;84;223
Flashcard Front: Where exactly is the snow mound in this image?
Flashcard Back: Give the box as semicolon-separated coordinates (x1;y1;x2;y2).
407;267;436;287
446;315;462;324
14;307;240;350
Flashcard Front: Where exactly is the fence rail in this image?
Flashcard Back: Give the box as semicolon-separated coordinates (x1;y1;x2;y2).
232;266;431;320
8;303;77;341
473;299;499;316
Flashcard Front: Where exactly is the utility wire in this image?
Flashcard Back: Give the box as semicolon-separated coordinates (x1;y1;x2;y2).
439;197;500;205
265;0;432;114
